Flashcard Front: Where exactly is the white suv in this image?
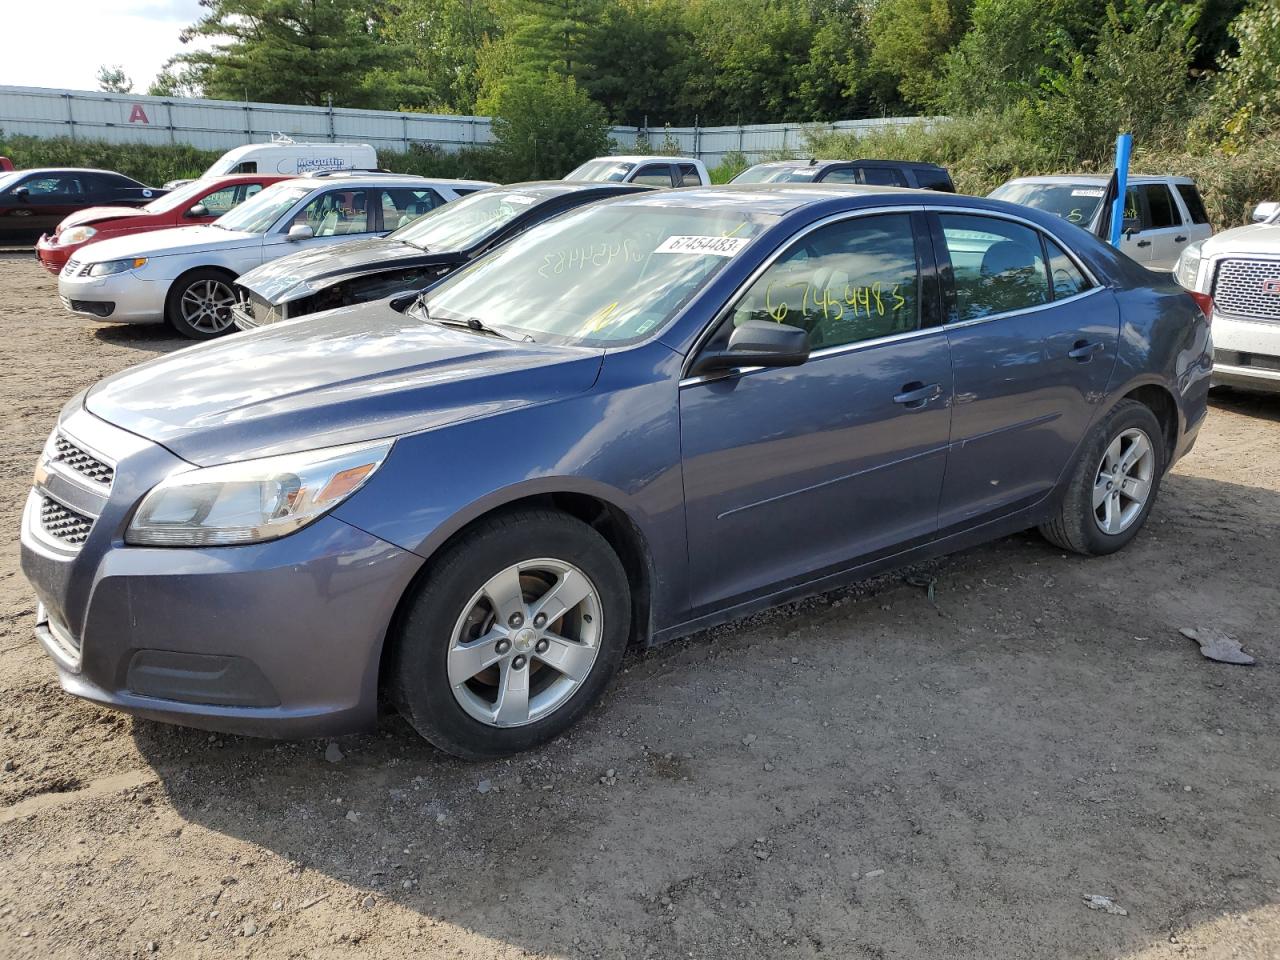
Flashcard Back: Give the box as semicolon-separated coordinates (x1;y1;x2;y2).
57;172;494;339
990;175;1213;272
1176;202;1280;394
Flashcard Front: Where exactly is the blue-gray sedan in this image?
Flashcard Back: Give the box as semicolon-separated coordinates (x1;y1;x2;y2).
20;184;1213;758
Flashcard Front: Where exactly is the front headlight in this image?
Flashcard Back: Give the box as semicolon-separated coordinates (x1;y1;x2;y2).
88;257;147;277
1174;241;1204;290
125;439;393;547
59;226;97;245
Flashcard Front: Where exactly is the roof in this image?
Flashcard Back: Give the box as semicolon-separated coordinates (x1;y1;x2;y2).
592;155;702;165
748;158;946;170
497;180;653;198
1003;174;1197;186
277;173;495;189
216;142;374;159
611;182;922;216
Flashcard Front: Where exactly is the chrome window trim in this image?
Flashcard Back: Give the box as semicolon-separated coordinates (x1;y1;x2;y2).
680;202;1107;385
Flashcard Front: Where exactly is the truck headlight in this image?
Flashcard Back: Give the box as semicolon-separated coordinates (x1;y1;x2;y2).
125;439;392;546
1174;241;1204;290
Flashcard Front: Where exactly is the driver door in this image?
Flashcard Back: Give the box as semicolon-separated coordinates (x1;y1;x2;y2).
260;188;378;268
678;211;953;613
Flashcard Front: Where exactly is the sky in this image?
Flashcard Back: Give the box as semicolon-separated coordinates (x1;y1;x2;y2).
0;0;207;94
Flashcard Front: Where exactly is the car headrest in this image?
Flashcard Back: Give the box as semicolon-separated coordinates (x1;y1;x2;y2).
981;240;1037;278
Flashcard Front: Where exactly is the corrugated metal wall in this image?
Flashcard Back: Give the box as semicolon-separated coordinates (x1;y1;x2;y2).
0;85;930;163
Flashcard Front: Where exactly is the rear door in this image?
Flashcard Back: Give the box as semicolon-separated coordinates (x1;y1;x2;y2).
679;210;953;610
1133;182;1189;272
629;163;676;187
259;187;380;268
377;187;446;231
933;210;1119;530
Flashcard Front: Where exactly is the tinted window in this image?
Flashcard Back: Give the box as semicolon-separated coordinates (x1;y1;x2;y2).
631;164;673;187
18;175;84;196
913;168;954;192
678;163;701;187
232;161;258;174
727;213;920;350
380;188;444;230
1141;184;1179;228
289;189;370;236
1176;184;1209;225
939;214;1049;322
856;166;908;187
819;167;860;185
1045;238;1090;299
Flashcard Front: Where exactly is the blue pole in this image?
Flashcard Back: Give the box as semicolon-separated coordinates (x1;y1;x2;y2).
1108;133;1132;248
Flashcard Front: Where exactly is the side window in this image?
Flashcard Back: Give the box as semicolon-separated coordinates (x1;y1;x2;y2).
239;183;264;204
380;188;444;230
232;161;258;174
1045;238;1090;300
18;176;82;196
1123;187;1142;228
197;186;239;216
677;163;701;187
856;166;908;187
725;213;920;350
1176;184;1210;225
913;168;954;192
938;214;1049;322
1141;184;1180;228
289;189;370;236
819;167;860;185
630;164;674;187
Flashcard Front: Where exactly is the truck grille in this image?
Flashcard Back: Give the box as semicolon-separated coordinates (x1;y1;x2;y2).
40;497;95;545
51;433;114;487
1213;258;1280;322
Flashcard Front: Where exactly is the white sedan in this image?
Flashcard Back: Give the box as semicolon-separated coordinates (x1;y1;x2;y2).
57;172;493;339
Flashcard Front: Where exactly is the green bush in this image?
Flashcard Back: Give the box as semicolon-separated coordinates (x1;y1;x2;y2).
0;133;222;186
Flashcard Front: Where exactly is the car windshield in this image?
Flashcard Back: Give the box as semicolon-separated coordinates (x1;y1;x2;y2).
989;182;1106;226
391;189;542;251
422;203;777;346
732;165;819;184
141;179;218;214
566;159;635;182
213;183;311;233
0;171;23;193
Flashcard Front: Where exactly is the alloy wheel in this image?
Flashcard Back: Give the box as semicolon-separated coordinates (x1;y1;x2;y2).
1093;427;1155;535
447;558;603;728
179;279;237;334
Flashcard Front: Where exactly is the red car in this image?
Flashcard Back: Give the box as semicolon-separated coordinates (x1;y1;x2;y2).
35;173;290;274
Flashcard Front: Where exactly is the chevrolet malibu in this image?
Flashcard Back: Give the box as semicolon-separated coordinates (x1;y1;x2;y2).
21;185;1212;758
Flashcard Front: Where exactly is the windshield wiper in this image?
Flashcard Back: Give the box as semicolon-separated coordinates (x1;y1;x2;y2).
414;292;518;340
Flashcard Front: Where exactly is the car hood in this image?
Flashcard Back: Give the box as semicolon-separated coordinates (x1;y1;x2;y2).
57;206;151;231
237;236;456;305
84;300;604;466
1202;221;1280;258
78;224;259;262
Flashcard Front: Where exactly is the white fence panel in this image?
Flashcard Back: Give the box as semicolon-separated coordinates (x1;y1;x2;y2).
0;84;929;164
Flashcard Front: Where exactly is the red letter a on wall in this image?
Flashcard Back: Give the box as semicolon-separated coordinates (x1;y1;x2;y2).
128;104;150;124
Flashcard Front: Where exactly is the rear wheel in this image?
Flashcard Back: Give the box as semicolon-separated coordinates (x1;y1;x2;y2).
1040;399;1165;555
165;268;238;340
390;509;630;759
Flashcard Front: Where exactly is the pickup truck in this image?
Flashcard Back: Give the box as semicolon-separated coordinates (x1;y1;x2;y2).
565;155;710;188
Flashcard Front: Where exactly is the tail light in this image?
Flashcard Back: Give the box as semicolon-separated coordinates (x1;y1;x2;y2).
1189;290;1213;323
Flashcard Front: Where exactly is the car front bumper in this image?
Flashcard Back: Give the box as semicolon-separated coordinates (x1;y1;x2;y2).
35;235;76;274
57;265;169;323
19;406;423;738
1212;311;1280;393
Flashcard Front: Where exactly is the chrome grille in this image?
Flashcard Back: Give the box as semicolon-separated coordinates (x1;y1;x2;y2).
1213;258;1280;322
51;433;114;486
40;497;95;545
63;258;80;276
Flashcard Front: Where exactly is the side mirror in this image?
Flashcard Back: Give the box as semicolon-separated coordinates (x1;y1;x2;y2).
286;224;314;242
186;203;209;219
691;319;810;376
12;186;29;201
1251;201;1278;224
1122;217;1141;236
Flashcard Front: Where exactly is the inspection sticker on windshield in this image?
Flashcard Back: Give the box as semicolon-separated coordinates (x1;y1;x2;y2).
655;235;750;257
1071;188;1105;197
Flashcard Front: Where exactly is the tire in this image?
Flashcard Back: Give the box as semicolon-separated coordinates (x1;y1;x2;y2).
1040;399;1166;556
164;268;239;340
389;508;631;759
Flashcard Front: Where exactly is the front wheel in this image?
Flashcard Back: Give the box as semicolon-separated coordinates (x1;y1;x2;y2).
165;268;239;340
1040;399;1165;556
389;509;631;759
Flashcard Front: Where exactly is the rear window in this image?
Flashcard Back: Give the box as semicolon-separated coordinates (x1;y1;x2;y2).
913;168;955;193
1177;184;1210;225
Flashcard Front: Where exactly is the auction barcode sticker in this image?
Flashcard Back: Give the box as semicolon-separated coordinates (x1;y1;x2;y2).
655;235;751;257
1071;189;1105;197
503;194;537;204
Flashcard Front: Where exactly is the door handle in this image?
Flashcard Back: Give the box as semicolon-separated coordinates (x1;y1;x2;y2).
1068;340;1104;361
1175;235;1187;243
1136;240;1151;248
893;381;942;409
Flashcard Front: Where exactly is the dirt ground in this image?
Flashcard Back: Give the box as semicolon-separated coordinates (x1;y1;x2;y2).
1;252;1278;960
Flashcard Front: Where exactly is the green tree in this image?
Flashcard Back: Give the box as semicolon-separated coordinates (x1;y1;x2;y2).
374;0;499;112
1211;0;1280;145
489;73;611;178
168;0;401;107
96;65;133;94
867;0;973;110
